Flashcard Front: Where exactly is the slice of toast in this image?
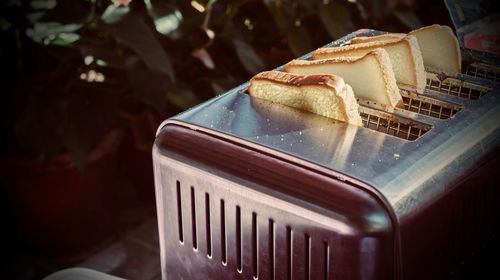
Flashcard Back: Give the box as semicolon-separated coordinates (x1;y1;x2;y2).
408;24;461;73
248;71;363;126
285;49;403;109
350;33;406;44
351;25;461;73
313;35;426;93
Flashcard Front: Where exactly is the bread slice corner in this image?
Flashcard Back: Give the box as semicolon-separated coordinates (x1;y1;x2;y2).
350;33;406;44
248;71;363;126
286;49;403;110
408;24;461;73
313;36;426;93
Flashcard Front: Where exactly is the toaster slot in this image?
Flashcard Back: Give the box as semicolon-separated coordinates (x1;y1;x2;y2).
359;106;432;141
465;62;500;82
400;89;463;119
426;73;491;100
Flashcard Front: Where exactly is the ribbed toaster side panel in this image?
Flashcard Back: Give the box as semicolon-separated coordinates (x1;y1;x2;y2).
154;124;395;280
156;157;336;280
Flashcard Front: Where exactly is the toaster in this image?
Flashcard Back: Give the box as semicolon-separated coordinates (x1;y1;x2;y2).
153;29;500;280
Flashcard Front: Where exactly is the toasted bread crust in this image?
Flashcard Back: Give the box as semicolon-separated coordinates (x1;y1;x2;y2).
313;38;408;59
286;49;403;109
350;33;406;44
313;36;426;93
403;35;426;93
408;24;461;73
249;71;362;125
369;49;405;108
250;70;344;93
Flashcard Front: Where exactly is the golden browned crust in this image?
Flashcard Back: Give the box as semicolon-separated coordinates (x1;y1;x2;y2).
350;33;406;44
250;70;344;93
313;38;405;59
286;49;403;109
330;84;350;125
339;84;363;126
402;35;426;93
369;49;404;108
285;56;360;68
408;24;461;73
248;71;362;125
313;36;426;93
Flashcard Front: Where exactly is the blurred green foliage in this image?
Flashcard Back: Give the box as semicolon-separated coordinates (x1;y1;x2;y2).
0;0;449;169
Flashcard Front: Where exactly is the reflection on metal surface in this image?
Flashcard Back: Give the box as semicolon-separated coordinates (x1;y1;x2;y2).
249;97;368;170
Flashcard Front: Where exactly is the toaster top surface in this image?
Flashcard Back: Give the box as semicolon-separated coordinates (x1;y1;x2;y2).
161;30;500;216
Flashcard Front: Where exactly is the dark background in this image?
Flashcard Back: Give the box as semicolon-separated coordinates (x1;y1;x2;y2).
0;0;461;279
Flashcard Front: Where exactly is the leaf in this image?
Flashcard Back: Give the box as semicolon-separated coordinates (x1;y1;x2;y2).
232;37;265;74
37;0;91;24
153;10;183;35
286;26;312;57
25;12;45;24
361;0;386;20
166;23;210;48
126;57;170;114
296;0;323;9
264;0;293;33
146;0;202;27
103;6;175;81
263;0;313;56
192;48;215;69
318;2;354;39
207;76;239;95
50;32;80;46
30;0;56;10
26;22;82;44
129;110;158;151
101;5;130;24
394;8;423;30
166;82;203;110
78;38;126;68
0;16;11;31
206;0;217;8
147;0;181;17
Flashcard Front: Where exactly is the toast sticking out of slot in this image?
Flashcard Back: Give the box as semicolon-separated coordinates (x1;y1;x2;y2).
350;33;406;44
409;24;461;73
313;35;426;93
248;71;363;126
285;49;403;110
350;25;461;74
